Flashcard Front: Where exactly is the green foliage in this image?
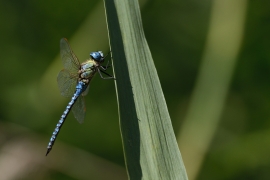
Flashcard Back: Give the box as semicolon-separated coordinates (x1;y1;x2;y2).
104;0;188;179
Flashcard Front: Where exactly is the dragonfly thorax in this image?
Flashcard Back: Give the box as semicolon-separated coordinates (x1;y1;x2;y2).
79;59;98;81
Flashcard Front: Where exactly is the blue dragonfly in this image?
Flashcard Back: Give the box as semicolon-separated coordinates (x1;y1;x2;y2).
46;38;114;156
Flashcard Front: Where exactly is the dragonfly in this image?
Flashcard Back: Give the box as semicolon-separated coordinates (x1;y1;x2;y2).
46;38;115;156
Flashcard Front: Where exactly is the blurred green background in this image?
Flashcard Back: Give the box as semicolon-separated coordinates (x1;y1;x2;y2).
0;0;270;179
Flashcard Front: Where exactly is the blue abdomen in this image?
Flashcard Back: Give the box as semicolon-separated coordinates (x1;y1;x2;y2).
75;81;88;96
46;81;88;155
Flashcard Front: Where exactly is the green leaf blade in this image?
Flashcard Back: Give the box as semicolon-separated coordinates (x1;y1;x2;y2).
104;0;188;179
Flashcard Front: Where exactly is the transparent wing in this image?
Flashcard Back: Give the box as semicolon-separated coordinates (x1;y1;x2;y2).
59;38;86;123
74;82;92;123
72;95;86;124
57;69;78;97
60;38;80;74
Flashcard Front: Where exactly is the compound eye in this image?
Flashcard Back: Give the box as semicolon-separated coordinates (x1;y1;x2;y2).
90;51;104;62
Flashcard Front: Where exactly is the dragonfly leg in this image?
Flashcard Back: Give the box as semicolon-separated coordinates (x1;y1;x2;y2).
100;65;111;71
101;51;112;70
97;67;115;80
103;51;111;61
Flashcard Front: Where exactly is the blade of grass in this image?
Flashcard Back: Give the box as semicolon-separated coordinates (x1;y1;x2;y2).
177;0;247;179
104;0;188;179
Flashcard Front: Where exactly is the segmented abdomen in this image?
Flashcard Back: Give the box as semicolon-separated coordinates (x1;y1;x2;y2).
46;81;87;156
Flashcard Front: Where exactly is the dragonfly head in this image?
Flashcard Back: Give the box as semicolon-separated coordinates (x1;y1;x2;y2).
90;51;104;63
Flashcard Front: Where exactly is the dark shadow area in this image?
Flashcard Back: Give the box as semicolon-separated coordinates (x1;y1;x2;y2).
105;1;142;179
